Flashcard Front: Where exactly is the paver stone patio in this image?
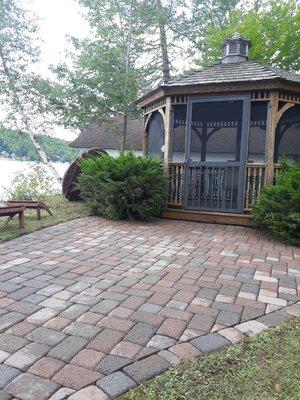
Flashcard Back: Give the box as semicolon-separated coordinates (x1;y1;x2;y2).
0;217;299;399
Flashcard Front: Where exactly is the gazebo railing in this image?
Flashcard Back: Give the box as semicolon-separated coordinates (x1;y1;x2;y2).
168;162;184;206
244;164;266;211
167;162;282;211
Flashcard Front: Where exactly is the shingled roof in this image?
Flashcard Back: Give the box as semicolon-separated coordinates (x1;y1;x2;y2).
162;61;300;87
137;60;300;105
69;118;143;150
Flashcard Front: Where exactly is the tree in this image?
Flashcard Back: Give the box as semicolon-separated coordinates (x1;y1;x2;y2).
172;0;238;64
0;0;61;181
136;0;193;83
199;0;300;69
46;0;147;150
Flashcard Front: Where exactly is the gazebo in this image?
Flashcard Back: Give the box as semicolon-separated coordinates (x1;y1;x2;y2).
137;34;300;225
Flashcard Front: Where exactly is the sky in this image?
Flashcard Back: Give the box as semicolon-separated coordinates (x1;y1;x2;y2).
20;1;192;141
27;0;89;76
23;0;90;140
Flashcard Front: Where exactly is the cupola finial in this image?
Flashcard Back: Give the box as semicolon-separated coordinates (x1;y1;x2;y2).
221;34;251;63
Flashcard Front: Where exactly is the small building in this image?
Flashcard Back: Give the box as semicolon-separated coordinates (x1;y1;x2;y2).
137;34;300;225
69;118;143;156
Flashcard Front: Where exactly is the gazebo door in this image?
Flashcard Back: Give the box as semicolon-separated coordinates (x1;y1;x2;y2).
183;96;250;213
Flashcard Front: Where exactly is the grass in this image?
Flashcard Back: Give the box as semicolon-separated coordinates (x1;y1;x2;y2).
124;318;300;400
0;195;89;243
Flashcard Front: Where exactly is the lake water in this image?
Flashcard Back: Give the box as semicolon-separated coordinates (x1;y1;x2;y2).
0;159;69;200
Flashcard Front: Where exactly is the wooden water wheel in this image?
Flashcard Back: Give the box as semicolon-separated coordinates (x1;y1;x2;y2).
62;148;108;201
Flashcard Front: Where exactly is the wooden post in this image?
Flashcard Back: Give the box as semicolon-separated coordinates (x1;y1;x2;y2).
18;211;25;230
164;96;172;172
143;113;152;156
142;132;148;156
265;91;279;186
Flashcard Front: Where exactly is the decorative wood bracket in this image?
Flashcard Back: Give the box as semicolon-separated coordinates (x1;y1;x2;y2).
275;102;295;126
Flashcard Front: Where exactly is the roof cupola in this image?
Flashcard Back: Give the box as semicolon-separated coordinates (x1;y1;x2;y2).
221;34;251;64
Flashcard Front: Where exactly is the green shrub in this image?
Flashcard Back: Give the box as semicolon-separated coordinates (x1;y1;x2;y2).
77;152;168;221
252;164;300;246
4;164;58;201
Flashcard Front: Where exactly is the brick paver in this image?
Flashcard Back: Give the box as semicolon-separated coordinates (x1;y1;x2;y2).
0;217;299;398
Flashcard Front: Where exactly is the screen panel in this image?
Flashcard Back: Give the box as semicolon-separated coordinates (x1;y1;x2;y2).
147;112;165;158
189;100;243;162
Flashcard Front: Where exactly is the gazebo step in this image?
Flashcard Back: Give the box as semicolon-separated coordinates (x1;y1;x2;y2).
160;208;256;227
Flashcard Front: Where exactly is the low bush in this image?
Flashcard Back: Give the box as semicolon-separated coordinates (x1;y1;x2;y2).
77;152;168;221
252;163;300;246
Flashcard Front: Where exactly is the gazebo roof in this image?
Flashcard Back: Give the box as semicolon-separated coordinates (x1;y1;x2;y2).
163;61;300;87
137;60;300;106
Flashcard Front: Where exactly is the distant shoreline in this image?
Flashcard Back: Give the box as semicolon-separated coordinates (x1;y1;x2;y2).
0;156;69;164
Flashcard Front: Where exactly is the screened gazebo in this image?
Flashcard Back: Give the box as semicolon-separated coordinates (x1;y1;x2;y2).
137;34;300;225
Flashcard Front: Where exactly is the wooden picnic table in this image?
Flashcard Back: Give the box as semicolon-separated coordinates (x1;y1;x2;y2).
6;200;52;220
0;205;25;229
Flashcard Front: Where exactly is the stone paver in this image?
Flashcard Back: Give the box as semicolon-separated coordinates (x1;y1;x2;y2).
52;364;102;390
218;327;246;344
71;349;105;369
28;357;65;379
5;343;49;371
169;342;200;361
68;385;108;400
0;333;28;353
0;217;298;399
0;365;20;389
235;320;268;336
63;321;101;340
124;354;170;383
97;371;136;398
48;336;88;362
26;327;66;347
49;387;75;400
6;373;59;400
96;355;131;374
191;333;231;354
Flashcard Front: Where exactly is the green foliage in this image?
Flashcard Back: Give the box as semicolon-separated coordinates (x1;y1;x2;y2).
252;164;300;246
178;0;238;47
43;0;190;131
0;126;77;162
199;0;300;70
44;0;148;132
4;165;58;201
77;152;168;221
0;0;48;128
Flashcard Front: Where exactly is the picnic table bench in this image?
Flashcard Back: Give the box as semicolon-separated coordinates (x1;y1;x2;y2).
6;200;52;220
0;205;25;229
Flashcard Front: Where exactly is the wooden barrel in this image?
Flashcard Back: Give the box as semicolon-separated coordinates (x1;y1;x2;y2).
62;148;108;201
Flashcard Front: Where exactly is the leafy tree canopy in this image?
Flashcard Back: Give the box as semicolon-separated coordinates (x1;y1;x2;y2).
199;0;300;70
44;0;149;132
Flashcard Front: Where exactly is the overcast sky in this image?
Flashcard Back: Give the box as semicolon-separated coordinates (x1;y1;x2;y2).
23;0;90;140
28;0;89;75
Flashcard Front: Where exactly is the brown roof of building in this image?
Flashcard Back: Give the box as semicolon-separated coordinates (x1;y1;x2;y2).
137;61;300;104
163;61;300;87
69;118;143;150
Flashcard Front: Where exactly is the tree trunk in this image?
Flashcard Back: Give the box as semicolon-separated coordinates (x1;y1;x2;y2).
156;0;171;83
121;114;128;152
120;0;134;152
0;48;62;182
27;132;62;182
